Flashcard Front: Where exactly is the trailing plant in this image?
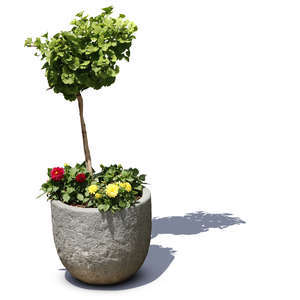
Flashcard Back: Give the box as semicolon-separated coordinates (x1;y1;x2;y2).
25;7;138;175
39;163;146;212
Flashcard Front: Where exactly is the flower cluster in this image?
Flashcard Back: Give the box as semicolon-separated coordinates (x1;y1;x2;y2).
86;181;131;200
38;163;146;212
84;177;137;212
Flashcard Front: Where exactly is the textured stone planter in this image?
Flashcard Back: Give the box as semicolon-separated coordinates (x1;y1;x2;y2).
51;188;151;285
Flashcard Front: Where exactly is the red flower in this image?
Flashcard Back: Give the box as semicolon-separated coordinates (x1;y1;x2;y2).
75;173;86;183
50;167;64;181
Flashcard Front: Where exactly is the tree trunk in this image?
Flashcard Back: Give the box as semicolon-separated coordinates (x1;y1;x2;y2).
77;93;93;176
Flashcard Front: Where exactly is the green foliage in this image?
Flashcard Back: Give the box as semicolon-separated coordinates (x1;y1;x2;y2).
93;164;146;212
95;164;145;193
40;162;92;203
39;163;146;212
25;6;138;101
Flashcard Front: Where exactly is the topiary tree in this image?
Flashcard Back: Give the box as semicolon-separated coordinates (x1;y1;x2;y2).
25;6;137;175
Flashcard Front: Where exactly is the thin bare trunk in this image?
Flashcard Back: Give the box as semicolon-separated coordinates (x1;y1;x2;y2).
77;93;93;176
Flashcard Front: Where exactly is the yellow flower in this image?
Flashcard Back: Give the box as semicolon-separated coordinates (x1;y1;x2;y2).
64;163;69;167
118;182;132;192
95;193;102;199
88;184;98;194
124;182;132;192
106;183;119;198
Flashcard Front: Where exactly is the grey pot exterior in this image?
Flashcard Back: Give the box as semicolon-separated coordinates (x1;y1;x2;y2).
51;188;151;285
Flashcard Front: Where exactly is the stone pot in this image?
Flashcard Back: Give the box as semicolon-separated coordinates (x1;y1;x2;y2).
51;188;151;285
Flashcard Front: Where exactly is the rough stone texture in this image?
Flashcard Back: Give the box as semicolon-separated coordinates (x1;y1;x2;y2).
51;188;151;285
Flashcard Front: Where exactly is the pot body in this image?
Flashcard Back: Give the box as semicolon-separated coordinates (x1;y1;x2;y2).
51;188;151;285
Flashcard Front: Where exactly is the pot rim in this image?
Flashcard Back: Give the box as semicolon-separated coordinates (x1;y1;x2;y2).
51;187;150;213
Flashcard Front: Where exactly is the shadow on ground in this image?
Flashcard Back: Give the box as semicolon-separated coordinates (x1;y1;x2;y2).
63;211;245;290
152;211;246;239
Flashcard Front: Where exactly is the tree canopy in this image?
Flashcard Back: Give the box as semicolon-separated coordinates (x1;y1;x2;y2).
25;6;138;101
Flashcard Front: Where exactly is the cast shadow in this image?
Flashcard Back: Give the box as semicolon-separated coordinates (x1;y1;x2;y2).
63;211;245;290
152;211;246;239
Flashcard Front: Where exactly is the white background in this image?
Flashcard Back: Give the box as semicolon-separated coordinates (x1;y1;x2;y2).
0;0;299;299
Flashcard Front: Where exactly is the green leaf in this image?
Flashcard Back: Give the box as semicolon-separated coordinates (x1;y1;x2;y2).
69;57;80;71
61;72;75;84
62;193;70;202
77;193;84;201
51;194;59;200
111;205;120;212
52;186;60;192
85;45;98;55
98;203;110;212
83;197;89;203
70;168;77;177
139;174;146;181
24;37;32;47
119;200;126;208
41;182;49;190
100;43;110;51
93;25;102;34
135;185;143;191
36;191;46;199
80;60;90;69
67;187;75;193
76;11;84;18
126;177;134;183
70;19;77;25
102;6;113;14
33;37;42;47
92;63;101;74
